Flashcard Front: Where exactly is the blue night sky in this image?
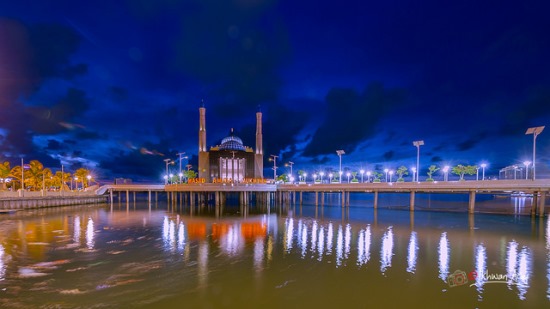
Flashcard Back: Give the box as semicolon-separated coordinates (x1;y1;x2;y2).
1;0;550;181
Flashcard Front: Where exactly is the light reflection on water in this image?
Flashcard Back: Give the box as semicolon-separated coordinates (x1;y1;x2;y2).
0;203;548;308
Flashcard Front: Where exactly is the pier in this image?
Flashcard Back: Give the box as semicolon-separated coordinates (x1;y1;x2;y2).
91;179;550;216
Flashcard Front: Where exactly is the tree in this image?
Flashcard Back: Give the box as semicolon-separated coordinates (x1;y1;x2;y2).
24;160;46;191
51;171;71;190
426;165;440;182
277;174;288;182
74;168;92;189
0;161;10;190
396;166;408;182
351;172;358;182
9;165;24;190
372;171;383;183
297;170;305;182
452;165;477;180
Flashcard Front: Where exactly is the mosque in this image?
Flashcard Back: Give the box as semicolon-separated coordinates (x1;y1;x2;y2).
197;105;264;182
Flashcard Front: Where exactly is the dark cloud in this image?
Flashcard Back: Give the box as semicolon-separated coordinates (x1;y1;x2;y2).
46;140;64;151
109;86;128;103
74;130;102;140
456;132;487;151
431;156;443;163
383;151;394;161
302;82;406;157
175;0;289;117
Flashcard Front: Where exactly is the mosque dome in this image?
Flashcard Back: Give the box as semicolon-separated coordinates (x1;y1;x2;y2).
219;129;246;151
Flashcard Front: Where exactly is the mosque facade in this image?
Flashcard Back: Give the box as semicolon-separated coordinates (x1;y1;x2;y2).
197;106;264;182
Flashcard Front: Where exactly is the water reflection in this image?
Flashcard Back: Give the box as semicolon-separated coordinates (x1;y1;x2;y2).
407;232;418;274
285;218;294;253
438;232;450;282
513;197;527;214
311;221;318;254
357;225;371;267
336;225;343;267
86;217;95;250
380;227;394;274
178;223;185;251
73;216;81;244
0;244;5;281
507;241;518;289
300;224;308;258
254;237;264;272
474;244;487;297
220;224;243;256
344;224;351;260
517;247;531;300
317;226;325;261
327;223;333;255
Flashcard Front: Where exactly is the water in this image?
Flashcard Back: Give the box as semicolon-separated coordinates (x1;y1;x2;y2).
0;197;548;308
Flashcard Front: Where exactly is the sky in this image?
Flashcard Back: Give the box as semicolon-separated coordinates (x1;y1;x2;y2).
1;0;550;182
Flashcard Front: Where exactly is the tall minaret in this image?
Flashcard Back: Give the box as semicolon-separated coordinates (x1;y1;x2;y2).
198;103;210;180
254;107;264;178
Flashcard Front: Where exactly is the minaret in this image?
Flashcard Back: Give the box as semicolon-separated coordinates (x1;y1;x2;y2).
254;108;264;178
198;103;210;181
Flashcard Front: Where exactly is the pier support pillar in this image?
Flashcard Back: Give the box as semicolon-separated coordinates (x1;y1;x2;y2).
314;192;318;205
300;192;303;205
468;191;476;214
538;191;546;217
341;191;345;207
373;191;378;209
109;189;113;204
409;191;415;211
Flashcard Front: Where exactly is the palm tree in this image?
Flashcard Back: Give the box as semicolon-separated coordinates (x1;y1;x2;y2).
0;161;10;190
24;160;46;191
9;165;24;190
74;168;91;189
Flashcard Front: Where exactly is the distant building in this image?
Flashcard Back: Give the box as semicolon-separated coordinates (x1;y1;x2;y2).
197;105;264;182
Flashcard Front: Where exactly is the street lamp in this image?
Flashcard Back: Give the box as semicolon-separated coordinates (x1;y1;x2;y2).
177;152;187;181
384;168;389;182
328;173;333;183
411;167;417;182
523;161;531;180
336;150;345;183
169;173;174;184
339;171;343;183
178;172;183;183
442;166;450;181
164;158;173;185
313;173;318;183
360;169;365;183
480;163;487;180
320;172;325;183
413;140;424;182
346;172;351;183
269;155;278;180
303;173;307;183
525;126;545;180
285;161;294;180
514;166;518;180
476;166;480;181
366;171;372;183
389;170;394;183
86;175;91;188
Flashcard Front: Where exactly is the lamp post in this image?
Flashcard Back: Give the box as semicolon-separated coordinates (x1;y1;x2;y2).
339;171;343;183
413;140;424;182
389;170;394;183
443;166;450;181
320;172;325;183
360;169;365;183
285;161;294;180
384;169;389;182
269;155;278;180
346;172;351;183
525;126;545;180
328;173;333;183
178;172;183;183
476;166;480;181
313;173;317;183
411;167;417;182
480;163;487;180
164;158;173;185
74;177;78;191
336;150;345;183
366;171;372;183
523;161;531;180
303;173;307;183
86;175;91;188
177;152;188;183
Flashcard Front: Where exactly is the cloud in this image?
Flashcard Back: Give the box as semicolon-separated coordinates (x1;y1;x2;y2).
302;82;406;157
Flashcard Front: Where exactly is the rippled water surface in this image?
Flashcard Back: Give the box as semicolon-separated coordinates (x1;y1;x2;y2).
0;199;549;308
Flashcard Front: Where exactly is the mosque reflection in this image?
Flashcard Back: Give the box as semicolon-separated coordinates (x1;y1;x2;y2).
0;205;548;304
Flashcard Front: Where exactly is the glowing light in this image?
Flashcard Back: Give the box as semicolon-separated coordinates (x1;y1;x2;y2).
380;227;394;274
438;232;450;282
317;226;325;261
357;225;372;266
474;244;487;298
407;232;418;274
86;217;95;250
254;237;265;272
285;218;294;253
221;224;243;256
506;241;518;289
344;224;351;259
311;221;318;253
177;223;185;251
0;244;5;281
301;224;308;258
517;247;531;300
327;223;333;255
73;216;81;244
198;242;209;288
336;225;343;267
